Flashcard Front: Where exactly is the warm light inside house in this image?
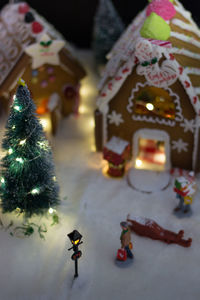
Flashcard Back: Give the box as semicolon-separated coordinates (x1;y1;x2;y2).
79;104;86;114
36;98;49;115
134;86;175;119
146;103;154;111
40;115;52;133
80;84;95;98
135;138;166;171
135;159;143;168
102;160;110;177
89;118;95;128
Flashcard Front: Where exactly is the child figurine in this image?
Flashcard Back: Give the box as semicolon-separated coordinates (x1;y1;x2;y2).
173;171;196;217
117;221;133;261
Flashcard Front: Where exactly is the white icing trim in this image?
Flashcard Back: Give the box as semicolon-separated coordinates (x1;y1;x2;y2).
171;19;200;38
185;67;200;75
60;63;74;76
165;51;200;116
135;39;179;88
97;55;135;114
98;43;200;118
170;47;200;60
194;88;200;95
132;129;171;170
174;0;198;29
127;81;183;126
192;116;200;170
132;114;175;127
170;31;200;50
102;112;108;146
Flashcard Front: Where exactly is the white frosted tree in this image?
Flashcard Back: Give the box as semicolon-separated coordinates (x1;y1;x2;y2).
92;0;125;64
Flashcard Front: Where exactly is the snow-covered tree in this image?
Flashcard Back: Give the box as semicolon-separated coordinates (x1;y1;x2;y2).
0;79;59;218
92;0;125;64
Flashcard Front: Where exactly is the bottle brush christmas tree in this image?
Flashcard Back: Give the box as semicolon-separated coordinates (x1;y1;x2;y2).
0;79;59;218
92;0;125;64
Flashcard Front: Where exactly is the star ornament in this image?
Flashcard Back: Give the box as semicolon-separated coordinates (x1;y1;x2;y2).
25;34;65;69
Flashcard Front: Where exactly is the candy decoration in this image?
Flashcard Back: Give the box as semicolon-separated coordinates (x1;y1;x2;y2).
169;53;175;60
140;13;171;41
24;12;35;23
18;3;29;14
32;70;38;77
134;57;139;64
148;0;174;3
146;0;176;21
32;21;43;34
108;82;113;90
135;39;178;88
63;85;77;98
115;76;122;81
47;67;54;74
193;97;197;104
41;80;48;88
179;66;183;75
184;81;190;88
49;75;56;83
147;39;172;48
31;77;38;84
40;40;52;48
25;34;65;69
122;67;130;73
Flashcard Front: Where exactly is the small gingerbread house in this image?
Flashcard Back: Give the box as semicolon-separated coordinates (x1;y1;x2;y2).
95;0;200;172
0;2;86;134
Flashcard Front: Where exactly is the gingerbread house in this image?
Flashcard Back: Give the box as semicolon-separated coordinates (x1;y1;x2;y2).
0;2;86;134
95;0;200;172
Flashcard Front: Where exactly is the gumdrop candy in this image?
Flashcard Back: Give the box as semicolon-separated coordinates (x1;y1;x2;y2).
140;12;171;41
18;3;30;14
146;0;176;21
32;21;43;34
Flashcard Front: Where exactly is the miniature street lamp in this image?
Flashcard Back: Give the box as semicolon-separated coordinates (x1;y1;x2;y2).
67;230;83;278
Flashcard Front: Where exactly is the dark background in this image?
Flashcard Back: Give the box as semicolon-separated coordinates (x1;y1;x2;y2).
0;0;199;48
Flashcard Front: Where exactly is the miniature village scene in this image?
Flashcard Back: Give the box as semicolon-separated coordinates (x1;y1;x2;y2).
0;1;200;300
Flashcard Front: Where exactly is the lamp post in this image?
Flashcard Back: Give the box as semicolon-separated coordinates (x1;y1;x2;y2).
68;230;83;278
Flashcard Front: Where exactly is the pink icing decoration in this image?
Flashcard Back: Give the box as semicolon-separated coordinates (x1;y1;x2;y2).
146;0;176;21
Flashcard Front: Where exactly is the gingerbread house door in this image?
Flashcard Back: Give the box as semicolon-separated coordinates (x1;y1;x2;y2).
132;129;171;172
127;129;171;192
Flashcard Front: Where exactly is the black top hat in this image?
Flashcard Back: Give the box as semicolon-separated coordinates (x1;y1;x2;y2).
68;230;82;242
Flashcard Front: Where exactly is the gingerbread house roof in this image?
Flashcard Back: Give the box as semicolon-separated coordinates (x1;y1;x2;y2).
0;2;86;95
97;0;200;116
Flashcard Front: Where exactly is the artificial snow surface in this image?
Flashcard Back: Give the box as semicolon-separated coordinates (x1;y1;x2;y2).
0;51;200;300
127;168;171;192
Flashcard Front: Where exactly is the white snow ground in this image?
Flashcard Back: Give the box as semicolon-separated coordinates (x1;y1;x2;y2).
0;51;200;300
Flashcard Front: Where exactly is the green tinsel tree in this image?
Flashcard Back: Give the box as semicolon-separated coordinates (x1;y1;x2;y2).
0;79;59;218
92;0;125;64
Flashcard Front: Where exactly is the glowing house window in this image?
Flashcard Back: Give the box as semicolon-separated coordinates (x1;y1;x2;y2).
36;98;49;115
135;138;166;171
134;86;175;120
